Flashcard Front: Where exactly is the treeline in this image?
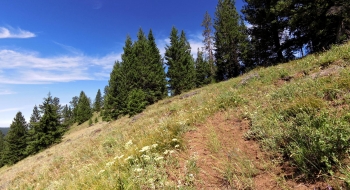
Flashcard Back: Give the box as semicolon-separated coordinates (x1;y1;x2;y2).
101;0;349;119
242;0;350;66
0;90;103;166
101;27;214;120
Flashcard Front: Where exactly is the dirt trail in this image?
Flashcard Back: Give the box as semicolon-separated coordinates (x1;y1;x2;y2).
174;111;329;189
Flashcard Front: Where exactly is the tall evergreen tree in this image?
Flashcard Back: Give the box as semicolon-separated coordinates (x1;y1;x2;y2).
26;105;42;155
29;105;41;130
214;0;245;81
76;91;92;124
3;112;28;165
103;29;167;119
102;35;135;120
195;48;212;87
237;19;256;72
61;104;73;126
103;61;127;121
27;94;65;154
284;0;350;53
103;85;108;103
93;89;103;112
39;93;62;119
146;29;167;103
242;0;292;66
69;96;79;123
242;0;350;64
117;35;135;116
202;11;215;77
165;27;196;96
132;29;152;101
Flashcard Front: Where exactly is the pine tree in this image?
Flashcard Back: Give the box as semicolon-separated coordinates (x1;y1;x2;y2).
124;28;166;114
195;48;211;87
3;112;28;165
103;85;108;105
93;89;103;112
103;29;167;119
237;19;255;72
103;61;126;121
242;0;290;66
118;35;135;116
284;0;350;53
146;29;167;103
214;0;245;81
69;96;79;123
61;104;73;126
76;91;92;124
26;94;64;154
39;93;63;120
26;105;42;155
132;29;152;99
165;27;196;96
202;11;215;77
29;105;41;130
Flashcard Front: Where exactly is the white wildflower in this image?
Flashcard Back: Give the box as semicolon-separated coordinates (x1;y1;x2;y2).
155;156;164;161
134;168;143;172
125;156;133;161
106;161;115;167
177;121;186;126
98;170;105;175
139;146;151;153
141;155;150;161
175;144;180;148
125;140;133;149
163;150;169;155
114;155;124;160
151;144;158;149
172;138;178;142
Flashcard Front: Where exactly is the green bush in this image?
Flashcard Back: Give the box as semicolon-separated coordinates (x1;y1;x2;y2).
216;91;246;110
284;111;350;177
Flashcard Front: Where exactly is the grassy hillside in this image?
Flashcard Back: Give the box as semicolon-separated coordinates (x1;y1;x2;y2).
1;42;350;189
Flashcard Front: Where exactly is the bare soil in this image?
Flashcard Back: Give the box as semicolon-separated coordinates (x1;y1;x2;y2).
173;111;333;189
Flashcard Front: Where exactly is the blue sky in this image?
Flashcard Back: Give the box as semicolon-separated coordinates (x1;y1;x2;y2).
0;0;245;127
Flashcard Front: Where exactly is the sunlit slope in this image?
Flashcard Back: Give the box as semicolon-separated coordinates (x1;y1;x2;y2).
1;42;350;189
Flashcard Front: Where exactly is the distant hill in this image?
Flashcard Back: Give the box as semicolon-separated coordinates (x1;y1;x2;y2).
0;127;10;135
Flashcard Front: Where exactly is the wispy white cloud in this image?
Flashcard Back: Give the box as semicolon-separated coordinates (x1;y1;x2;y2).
0;32;202;84
53;41;83;55
0;26;36;39
0;49;120;84
0;89;16;95
0;107;23;113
